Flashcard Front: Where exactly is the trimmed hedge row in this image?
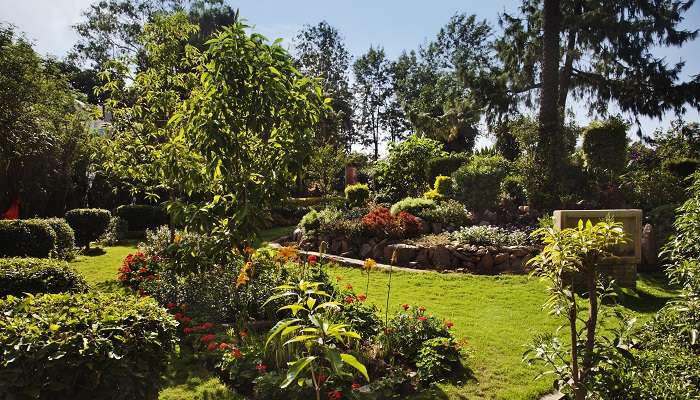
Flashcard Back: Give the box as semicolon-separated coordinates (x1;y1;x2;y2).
0;293;178;400
65;208;111;248
115;204;168;232
0;258;88;297
0;219;75;259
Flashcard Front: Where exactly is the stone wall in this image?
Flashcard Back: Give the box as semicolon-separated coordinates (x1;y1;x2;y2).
296;232;538;274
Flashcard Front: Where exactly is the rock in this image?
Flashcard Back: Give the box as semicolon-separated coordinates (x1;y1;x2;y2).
451;250;470;262
360;243;373;258
384;244;418;266
431;246;452;268
494;253;508;265
408;261;422;269
478;253;493;271
431;222;444;234
641;223;658;271
415;248;429;265
510;254;524;271
293;227;303;242
483;210;497;222
518;205;530;214
506;246;531;257
330;240;342;254
415;217;431;235
340;251;354;258
340;240;350;253
475;247;487;256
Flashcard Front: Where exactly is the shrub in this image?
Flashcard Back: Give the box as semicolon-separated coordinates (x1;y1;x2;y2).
345;183;370;208
416;337;463;383
390;197;436;217
298;207;343;236
420;199;472;228
118;252;161;290
0;219;57;258
500;175;527;204
362;207;422;238
426;153;470;181
383;305;452;363
64;208;111;249
0;293;178;400
582;118;628;184
451;225;529;247
339;294;383;339
0;258;88;297
424;175;453;201
372;135;448;202
115;204;168;232
44;218;76;259
99;216;129;246
452;155;510;213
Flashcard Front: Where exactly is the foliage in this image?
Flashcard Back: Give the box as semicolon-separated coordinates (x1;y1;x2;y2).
338;292;383;339
344;184;370;208
426;152;470;181
264;280;369;398
0;219;57;258
582;118;629;184
0;257;88;297
353;46;407;158
118;251;161;290
383;305;453;363
424;175;453;201
372;135;448;202
416;337;464;383
115;204;168;232
452;154;510;213
500;174;527;205
44;218;76;259
299;208;344;236
390;197;436;217
215;335;267;395
361;207;423;239
64;208;111;249
99;215;129;246
293;21;354;148
452;225;529;247
419;199;473;228
526;219;627;399
307;144;346;195
0;25;93;217
0;292;178;400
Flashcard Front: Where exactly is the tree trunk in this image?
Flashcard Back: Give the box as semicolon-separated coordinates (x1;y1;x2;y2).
569;279;583;400
581;265;599;395
558;30;577;114
534;0;564;211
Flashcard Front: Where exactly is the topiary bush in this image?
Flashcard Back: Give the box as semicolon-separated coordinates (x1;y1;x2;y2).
44;218;76;259
0;293;178;400
426;153;470;181
419;199;472;228
390;197;436;217
64;208;111;250
345;183;370;208
115;204;168;232
452;155;510;213
0;257;88;297
582;118;628;184
0;219;57;258
424;175;453;201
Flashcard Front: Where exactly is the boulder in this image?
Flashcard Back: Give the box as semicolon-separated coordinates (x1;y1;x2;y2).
384;243;418;266
431;222;443;234
416;217;431;235
431;246;452;268
293;227;303;242
494;253;508;265
360;243;373;258
477;253;493;271
415;248;430;265
641;223;658;271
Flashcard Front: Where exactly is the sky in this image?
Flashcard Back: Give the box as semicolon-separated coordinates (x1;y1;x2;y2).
2;0;700;148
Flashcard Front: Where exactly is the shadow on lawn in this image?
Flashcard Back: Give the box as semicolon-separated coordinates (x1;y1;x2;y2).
614;272;680;313
82;247;107;256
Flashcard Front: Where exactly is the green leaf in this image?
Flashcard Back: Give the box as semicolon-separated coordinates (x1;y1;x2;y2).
340;353;369;382
281;356;316;388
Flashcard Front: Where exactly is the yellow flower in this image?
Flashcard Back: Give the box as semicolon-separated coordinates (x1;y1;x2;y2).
235;261;253;288
363;258;377;271
277;246;299;262
173;233;182;244
244;246;256;256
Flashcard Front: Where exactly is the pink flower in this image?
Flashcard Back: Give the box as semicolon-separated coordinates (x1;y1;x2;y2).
256;363;267;373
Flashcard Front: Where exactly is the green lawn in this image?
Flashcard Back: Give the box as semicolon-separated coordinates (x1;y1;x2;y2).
69;239;678;400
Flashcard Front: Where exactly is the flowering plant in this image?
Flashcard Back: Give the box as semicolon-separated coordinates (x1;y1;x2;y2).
118;252;161;290
361;206;422;239
382;305;453;363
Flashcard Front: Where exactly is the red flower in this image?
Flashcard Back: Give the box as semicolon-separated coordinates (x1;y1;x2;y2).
200;322;215;330
351;382;362;390
401;304;410;311
231;348;242;359
207;342;218;351
218;342;230;350
357;293;367;302
181;316;192;325
344;296;354;304
327;390;342;400
418;306;426;313
317;373;327;384
183;327;193;334
138;267;147;274
239;329;249;338
256;363;267;373
308;255;319;264
418;316;428;322
345;283;353;290
200;334;216;343
445;320;454;329
174;312;184;321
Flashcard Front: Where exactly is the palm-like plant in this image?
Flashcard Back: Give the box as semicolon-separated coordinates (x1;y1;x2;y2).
264;280;369;400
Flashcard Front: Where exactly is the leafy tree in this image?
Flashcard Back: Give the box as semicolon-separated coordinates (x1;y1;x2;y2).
307;144;346;196
294;21;354;149
497;0;700;209
394;14;494;152
527;219;627;399
353;46;406;159
0;25;93;216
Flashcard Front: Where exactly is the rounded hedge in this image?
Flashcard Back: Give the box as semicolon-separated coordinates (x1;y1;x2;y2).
582;118;628;180
0;257;88;297
44;218;76;259
65;208;111;248
0;292;178;400
426;152;470;181
0;219;57;258
452;155;510;213
115;204;168;232
345;183;370;208
390;197;436;217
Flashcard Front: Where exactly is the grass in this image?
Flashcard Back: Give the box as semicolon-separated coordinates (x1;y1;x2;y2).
68;236;679;400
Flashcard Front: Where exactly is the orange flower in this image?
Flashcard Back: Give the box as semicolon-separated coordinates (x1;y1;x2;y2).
236;261;253;288
445;320;454;329
418;306;426;313
357;293;367;301
244;246;256;256
401;304;410;311
344;296;354;304
277;246;298;262
363;258;377;271
345;283;353;290
418;316;428;322
231;348;243;359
